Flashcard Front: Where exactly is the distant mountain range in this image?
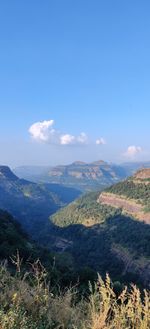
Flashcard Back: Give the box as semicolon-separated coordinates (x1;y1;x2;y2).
14;160;150;192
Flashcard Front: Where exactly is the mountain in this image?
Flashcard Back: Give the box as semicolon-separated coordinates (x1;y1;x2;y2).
49;169;150;287
0;166;81;238
14;161;128;192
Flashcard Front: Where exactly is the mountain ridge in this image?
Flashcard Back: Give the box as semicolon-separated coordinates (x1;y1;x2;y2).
14;160;150;192
27;160;127;192
0;166;18;181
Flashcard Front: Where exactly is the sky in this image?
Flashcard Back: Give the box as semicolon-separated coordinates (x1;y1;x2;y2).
0;0;150;167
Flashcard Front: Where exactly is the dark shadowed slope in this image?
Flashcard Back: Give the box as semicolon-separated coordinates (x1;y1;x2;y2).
0;166;81;238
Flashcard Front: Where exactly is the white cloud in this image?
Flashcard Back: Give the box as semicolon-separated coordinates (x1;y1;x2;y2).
123;145;142;158
60;134;75;145
29;120;88;146
96;138;106;145
29;120;55;142
60;132;88;145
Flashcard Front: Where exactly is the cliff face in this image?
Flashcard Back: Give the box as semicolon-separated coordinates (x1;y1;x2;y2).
98;169;150;224
48;161;121;180
44;161;127;192
98;192;150;224
134;168;150;180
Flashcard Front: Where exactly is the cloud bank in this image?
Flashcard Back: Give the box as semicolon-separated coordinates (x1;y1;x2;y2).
29;119;106;148
29;120;89;146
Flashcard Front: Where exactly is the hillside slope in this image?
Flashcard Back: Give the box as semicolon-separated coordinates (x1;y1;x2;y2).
51;169;150;226
0;209;33;260
0;166;81;238
99;168;150;223
50;169;150;287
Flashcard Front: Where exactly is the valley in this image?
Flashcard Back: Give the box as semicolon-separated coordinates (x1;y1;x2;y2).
0;164;150;327
50;168;150;288
1;2;150;326
0;164;150;289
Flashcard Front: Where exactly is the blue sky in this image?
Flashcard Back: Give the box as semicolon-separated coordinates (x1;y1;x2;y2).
0;0;150;167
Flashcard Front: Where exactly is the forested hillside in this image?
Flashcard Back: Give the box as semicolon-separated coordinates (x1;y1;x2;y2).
0;166;81;238
50;169;150;288
99;168;150;222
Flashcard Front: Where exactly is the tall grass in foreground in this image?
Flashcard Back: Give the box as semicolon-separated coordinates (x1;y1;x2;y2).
0;259;149;329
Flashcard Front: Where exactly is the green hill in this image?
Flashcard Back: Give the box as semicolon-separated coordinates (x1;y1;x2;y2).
51;191;120;227
51;169;150;227
50;169;150;288
99;168;150;223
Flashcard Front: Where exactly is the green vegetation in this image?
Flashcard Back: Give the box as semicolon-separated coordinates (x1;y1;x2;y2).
0;210;32;259
51;192;121;226
107;179;150;210
54;215;150;288
49;177;150;288
0;169;150;328
51;174;150;228
0;260;149;329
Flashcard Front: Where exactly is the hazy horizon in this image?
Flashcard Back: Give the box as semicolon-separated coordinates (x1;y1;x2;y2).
0;159;150;170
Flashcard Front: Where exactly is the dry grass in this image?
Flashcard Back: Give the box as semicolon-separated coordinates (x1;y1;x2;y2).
0;260;149;329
